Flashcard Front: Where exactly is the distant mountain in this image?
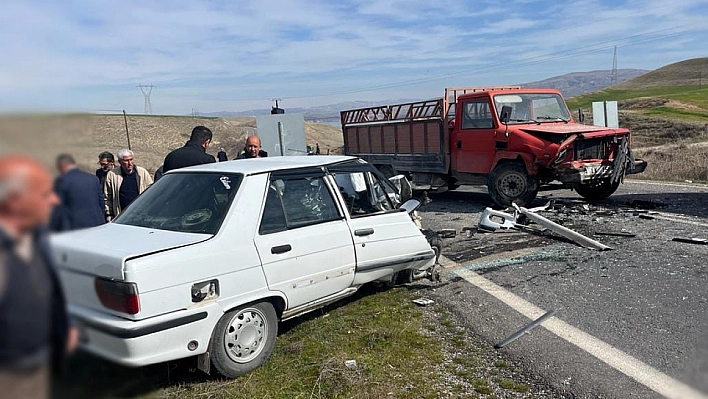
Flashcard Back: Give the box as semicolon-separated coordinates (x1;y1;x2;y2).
612;57;708;89
204;69;649;120
521;69;648;98
202;100;418;122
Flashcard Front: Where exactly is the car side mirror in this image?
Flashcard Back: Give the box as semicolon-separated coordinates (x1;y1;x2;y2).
400;199;421;214
448;119;455;130
499;105;512;124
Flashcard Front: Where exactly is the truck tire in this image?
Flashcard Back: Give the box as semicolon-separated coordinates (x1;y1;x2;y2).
488;162;538;207
209;302;278;379
575;179;621;201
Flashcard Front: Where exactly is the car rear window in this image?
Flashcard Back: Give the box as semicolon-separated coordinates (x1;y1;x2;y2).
114;172;242;234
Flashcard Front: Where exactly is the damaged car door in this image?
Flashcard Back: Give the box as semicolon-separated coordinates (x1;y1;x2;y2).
253;168;356;309
328;163;436;285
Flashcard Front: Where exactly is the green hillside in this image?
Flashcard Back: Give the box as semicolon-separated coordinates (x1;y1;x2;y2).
566;58;708;122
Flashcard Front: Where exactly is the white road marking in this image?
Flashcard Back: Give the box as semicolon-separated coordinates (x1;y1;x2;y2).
451;263;708;399
651;213;708;228
624;180;708;190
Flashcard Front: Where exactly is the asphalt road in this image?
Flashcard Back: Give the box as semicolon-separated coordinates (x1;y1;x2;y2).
418;180;708;398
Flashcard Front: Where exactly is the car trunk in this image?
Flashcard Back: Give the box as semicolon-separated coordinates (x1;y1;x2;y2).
51;223;211;314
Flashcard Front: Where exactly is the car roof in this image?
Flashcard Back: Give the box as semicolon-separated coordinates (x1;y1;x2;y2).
165;155;358;176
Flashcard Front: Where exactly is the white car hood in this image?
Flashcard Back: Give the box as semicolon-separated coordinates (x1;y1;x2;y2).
51;223;211;279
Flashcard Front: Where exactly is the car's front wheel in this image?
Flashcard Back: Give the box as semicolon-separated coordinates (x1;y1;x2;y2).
209;302;278;379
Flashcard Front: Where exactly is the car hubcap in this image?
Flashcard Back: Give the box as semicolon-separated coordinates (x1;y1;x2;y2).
224;308;268;363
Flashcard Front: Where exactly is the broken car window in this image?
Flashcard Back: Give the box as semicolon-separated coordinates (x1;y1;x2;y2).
259;176;340;234
333;171;394;217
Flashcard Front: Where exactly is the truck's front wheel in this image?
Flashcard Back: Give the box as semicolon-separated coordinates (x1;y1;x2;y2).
209;302;278;379
488;163;538;207
575;179;620;201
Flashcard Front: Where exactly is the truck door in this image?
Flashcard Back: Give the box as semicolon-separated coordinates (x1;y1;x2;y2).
254;169;356;309
328;163;435;285
452;99;498;174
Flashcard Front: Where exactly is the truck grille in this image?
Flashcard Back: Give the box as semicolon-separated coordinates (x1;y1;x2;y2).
575;138;609;160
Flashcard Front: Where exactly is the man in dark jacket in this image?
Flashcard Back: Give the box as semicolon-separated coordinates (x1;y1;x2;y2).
50;154;105;232
95;151;115;187
162;126;216;173
235;135;268;159
0;155;77;399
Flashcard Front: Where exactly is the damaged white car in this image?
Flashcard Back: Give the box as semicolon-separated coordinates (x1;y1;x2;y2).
52;156;437;378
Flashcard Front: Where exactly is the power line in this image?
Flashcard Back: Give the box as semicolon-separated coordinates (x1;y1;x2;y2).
137;84;155;114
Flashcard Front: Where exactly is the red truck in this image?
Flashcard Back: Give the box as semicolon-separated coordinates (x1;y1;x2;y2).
340;87;647;207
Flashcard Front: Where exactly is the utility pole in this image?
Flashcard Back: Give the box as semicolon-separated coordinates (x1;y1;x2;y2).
137;84;155;114
122;110;131;150
610;46;618;85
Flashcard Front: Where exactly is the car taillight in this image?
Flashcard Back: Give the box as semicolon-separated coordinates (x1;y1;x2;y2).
94;278;140;315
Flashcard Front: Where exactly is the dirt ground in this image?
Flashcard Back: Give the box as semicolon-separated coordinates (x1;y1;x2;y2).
0;114;344;175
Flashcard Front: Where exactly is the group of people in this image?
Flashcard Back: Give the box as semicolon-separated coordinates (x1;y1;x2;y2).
0;125;267;398
49;126;268;232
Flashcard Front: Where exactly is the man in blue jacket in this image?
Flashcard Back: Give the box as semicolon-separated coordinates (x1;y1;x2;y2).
50;154;105;232
0;155;78;398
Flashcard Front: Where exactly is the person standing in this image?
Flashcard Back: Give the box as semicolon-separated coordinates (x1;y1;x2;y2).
235;135;268;159
217;147;228;162
162;126;216;173
0;155;78;399
94;151;115;187
50;154;104;232
104;149;152;221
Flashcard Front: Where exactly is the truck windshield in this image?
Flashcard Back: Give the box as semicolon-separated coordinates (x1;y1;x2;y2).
114;172;242;235
494;93;570;123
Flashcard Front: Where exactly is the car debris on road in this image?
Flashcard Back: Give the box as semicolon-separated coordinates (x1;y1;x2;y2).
672;237;708;245
473;202;612;251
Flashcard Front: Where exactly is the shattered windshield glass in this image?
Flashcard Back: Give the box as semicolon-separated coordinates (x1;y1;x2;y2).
114;172;242;234
494;93;571;123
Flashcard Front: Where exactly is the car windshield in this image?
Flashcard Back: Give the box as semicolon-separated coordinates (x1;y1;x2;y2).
114;172;242;234
494;93;570;123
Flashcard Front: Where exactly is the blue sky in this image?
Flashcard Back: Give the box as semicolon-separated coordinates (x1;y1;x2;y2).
1;0;706;114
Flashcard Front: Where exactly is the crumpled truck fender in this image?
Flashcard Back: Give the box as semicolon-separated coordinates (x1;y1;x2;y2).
491;151;538;176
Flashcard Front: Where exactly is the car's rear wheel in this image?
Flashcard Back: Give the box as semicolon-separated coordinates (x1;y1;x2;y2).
575;179;621;201
209;302;278;379
488;162;538;207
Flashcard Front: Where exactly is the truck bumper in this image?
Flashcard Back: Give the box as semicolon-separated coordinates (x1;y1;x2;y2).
626;159;648;175
70;303;222;367
557;159;647;185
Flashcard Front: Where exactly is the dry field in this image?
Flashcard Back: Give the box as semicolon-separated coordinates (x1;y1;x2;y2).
0;114;344;175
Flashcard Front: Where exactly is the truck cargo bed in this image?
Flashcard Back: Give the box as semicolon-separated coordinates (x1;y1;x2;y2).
341;99;448;174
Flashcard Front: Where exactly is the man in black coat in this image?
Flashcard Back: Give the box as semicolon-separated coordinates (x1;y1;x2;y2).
50;154;105;232
94;151;115;187
162;126;216;173
0;155;77;398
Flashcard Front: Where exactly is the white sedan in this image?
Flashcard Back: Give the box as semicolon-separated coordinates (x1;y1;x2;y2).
52;156;436;378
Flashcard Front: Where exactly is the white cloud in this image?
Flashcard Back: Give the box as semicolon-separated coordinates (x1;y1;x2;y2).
0;0;706;113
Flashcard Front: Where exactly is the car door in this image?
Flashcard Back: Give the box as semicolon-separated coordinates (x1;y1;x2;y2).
453;98;498;174
327;162;435;284
253;168;356;309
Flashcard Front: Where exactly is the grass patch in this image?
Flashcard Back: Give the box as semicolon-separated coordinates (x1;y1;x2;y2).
55;286;445;399
633;144;708;183
566;85;708;112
